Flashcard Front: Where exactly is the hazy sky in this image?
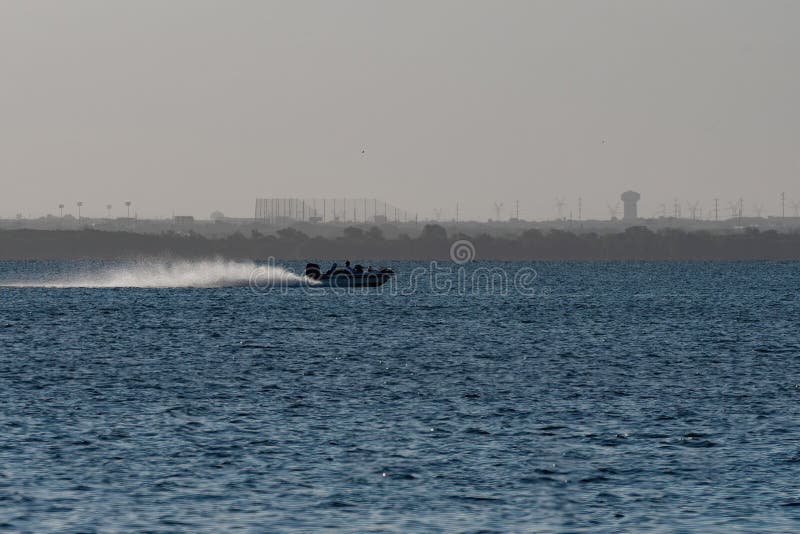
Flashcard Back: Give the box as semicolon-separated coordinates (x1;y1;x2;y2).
1;0;798;220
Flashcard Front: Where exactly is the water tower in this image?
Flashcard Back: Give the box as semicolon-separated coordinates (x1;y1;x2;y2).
621;190;641;220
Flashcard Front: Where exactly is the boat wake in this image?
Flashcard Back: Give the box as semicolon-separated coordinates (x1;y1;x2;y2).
3;259;309;288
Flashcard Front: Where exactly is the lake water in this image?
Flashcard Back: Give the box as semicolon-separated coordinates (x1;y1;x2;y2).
1;260;799;532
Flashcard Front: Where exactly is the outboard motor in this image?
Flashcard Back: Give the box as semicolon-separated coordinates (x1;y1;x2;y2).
304;263;321;280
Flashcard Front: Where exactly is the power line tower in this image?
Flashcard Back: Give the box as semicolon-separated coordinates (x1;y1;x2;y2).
752;203;764;218
77;201;83;219
106;204;112;218
714;198;719;221
606;202;620;220
125;201;132;218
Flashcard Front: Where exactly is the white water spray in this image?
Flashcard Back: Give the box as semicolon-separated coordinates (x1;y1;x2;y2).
4;259;309;288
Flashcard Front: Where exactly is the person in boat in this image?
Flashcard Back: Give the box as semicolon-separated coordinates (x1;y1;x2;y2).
353;264;365;274
344;260;353;273
324;262;338;276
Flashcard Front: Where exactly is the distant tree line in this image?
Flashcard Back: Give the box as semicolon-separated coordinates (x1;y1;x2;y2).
1;225;799;260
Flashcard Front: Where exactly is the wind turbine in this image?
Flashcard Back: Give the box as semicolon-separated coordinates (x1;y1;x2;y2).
555;198;566;220
606;202;620;220
493;202;504;221
58;204;64;217
686;201;701;220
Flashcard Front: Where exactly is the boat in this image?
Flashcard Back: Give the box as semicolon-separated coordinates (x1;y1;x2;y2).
304;263;394;287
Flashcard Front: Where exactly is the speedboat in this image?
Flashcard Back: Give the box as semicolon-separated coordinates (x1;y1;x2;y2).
304;263;394;287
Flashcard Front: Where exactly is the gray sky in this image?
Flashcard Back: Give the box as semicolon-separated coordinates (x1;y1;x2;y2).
1;0;798;221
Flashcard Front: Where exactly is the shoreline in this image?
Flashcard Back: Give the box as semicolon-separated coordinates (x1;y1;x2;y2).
1;227;800;261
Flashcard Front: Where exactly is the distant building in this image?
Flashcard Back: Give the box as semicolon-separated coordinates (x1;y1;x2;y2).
173;215;195;224
621;191;641;220
254;198;406;225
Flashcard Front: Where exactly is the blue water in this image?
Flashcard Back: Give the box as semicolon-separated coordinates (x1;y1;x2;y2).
1;260;799;532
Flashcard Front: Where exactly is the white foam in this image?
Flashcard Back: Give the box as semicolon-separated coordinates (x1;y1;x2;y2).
4;259;309;288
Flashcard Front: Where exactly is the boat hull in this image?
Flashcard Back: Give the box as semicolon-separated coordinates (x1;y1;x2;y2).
311;272;393;287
